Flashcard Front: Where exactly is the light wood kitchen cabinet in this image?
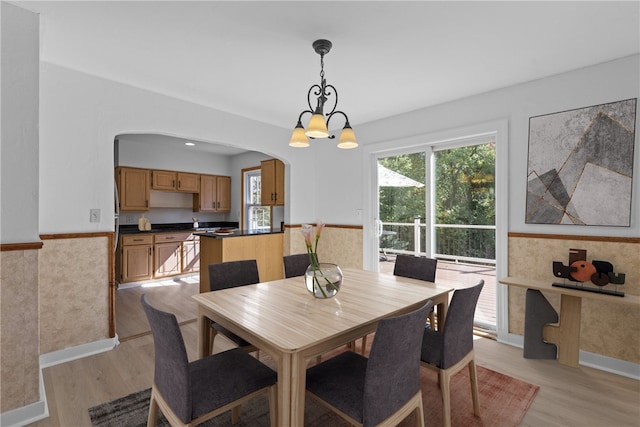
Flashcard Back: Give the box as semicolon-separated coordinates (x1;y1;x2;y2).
176;172;200;192
199;233;283;293
117;167;150;211
194;175;231;212
261;159;284;206
152;170;199;192
182;234;200;273
151;170;177;190
118;232;200;284
120;234;153;282
154;232;192;278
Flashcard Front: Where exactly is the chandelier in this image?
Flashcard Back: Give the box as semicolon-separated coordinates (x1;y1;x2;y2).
289;39;358;149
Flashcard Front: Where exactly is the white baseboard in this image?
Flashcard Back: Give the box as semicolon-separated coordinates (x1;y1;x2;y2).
0;370;48;427
40;335;120;368
0;336;119;427
498;332;640;380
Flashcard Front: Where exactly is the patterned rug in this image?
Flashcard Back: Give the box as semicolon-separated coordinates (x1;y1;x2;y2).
89;358;538;426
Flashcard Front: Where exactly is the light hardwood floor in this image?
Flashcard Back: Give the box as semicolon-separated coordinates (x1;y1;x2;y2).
30;279;640;427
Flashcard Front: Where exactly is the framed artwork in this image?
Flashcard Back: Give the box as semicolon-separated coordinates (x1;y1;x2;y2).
526;98;637;226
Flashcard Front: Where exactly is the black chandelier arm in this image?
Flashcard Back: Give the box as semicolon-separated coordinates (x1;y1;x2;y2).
325;110;351;129
295;109;314;125
307;84;322;111
322;84;338;116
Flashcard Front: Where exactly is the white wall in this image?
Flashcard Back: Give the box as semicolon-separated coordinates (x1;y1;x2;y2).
39;55;639;238
353;54;640;238
1;2;39;243
38;62;322;234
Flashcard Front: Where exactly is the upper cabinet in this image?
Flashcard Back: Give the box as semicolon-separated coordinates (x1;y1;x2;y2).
194;174;231;212
261;159;284;206
152;170;199;192
117;166;229;212
117;167;150;211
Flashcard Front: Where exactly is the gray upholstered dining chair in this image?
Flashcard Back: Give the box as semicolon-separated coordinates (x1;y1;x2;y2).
420;280;484;427
359;254;438;355
141;294;277;427
283;253;311;278
208;260;260;355
306;301;434;427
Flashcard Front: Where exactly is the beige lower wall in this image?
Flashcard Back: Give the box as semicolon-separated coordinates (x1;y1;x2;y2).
38;236;110;354
284;225;363;270
508;235;640;363
0;249;40;412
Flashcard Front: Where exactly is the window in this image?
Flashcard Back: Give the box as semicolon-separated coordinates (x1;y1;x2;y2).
243;168;271;231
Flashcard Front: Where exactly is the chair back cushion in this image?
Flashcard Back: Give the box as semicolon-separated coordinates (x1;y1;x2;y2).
208;259;259;291
441;280;484;368
141;294;192;423
363;301;434;426
393;254;437;282
283;253;312;278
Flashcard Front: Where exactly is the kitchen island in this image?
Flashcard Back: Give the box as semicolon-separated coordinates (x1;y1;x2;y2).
198;229;284;293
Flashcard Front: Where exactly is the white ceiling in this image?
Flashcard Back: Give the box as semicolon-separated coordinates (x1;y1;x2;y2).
13;1;640;148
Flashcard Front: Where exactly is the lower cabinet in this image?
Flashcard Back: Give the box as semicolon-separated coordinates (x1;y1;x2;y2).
118;232;200;284
120;235;153;283
182;234;200;273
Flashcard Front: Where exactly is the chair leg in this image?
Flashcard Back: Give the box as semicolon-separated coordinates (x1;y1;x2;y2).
147;388;159;427
428;311;435;330
439;369;452;427
209;328;218;355
267;384;278;427
468;359;481;416
360;335;367;355
415;395;425;427
231;405;241;424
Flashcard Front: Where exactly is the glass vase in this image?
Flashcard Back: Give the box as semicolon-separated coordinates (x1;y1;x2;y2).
305;263;343;298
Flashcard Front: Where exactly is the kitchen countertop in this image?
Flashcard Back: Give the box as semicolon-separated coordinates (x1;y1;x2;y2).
119;222;239;235
197;228;284;238
119;222;283;237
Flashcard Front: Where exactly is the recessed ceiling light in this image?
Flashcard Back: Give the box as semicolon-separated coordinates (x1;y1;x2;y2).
185;142;195;146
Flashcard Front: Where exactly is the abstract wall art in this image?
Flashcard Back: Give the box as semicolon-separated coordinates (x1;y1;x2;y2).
526;98;637;226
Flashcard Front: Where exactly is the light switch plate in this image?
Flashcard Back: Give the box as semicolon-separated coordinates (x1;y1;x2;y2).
90;209;101;223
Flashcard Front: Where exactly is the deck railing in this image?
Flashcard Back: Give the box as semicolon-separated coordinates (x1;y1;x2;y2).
379;220;496;266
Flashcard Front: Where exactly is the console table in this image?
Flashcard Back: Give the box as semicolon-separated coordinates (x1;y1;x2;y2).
499;276;640;367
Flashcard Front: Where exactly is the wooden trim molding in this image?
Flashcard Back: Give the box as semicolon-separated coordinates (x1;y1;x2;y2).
508;232;640;244
0;241;44;251
286;223;363;230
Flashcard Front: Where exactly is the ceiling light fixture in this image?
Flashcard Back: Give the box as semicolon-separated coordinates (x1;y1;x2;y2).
289;39;358;149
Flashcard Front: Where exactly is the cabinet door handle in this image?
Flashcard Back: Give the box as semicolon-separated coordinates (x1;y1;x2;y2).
148;247;151;256
274;192;277;201
217;201;220;209
271;192;274;201
172;180;175;187
165;236;175;239
133;238;143;242
178;180;181;188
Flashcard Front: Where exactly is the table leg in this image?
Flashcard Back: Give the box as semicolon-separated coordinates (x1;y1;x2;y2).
197;308;211;359
543;294;582;367
433;294;449;331
277;353;293;427
291;352;308;426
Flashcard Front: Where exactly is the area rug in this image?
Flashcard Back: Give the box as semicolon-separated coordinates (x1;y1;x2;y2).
89;362;538;426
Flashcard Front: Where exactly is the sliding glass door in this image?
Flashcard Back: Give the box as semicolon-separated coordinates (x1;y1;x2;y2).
373;139;497;330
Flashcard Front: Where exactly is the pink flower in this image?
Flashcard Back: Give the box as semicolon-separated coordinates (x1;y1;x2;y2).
301;224;313;249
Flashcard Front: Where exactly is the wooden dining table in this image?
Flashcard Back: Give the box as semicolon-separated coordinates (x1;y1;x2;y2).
193;268;453;426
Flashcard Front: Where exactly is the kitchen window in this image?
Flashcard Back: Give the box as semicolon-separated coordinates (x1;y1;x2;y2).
243;168;271;231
